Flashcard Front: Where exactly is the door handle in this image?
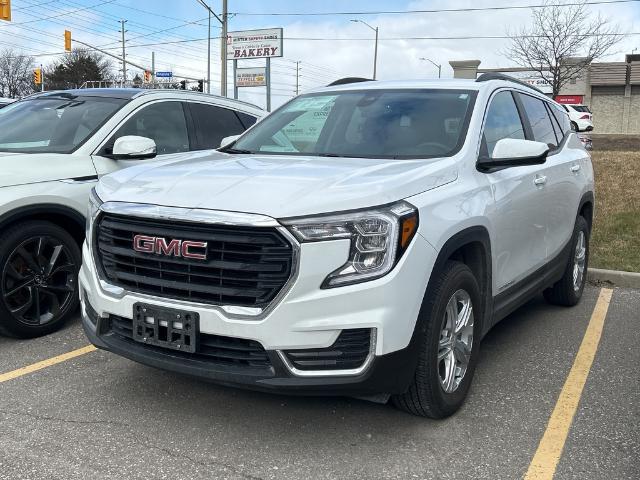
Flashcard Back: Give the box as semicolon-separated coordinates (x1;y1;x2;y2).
534;175;547;186
570;164;581;173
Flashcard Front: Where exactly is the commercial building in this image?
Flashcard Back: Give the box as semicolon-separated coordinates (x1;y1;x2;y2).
450;54;640;134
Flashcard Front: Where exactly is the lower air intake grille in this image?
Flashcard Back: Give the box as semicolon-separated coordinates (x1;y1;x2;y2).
109;315;272;369
282;328;373;371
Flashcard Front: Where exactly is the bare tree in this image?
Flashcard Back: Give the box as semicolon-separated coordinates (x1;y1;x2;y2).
0;48;36;98
506;1;623;96
45;49;113;90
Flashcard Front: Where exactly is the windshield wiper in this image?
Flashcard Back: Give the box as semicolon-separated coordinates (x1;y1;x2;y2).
220;147;254;154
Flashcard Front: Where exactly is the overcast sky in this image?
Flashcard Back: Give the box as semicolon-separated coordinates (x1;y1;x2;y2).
1;0;638;107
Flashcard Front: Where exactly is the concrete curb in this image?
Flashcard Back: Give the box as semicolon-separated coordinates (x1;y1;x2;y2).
588;268;640;289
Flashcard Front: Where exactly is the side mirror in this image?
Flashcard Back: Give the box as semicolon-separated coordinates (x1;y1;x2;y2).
219;134;240;149
478;138;549;170
112;135;157;160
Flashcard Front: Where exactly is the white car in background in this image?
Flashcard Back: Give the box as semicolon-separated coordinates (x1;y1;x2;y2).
0;88;262;338
563;104;593;132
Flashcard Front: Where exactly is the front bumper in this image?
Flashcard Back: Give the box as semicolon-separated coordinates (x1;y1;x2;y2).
79;233;438;395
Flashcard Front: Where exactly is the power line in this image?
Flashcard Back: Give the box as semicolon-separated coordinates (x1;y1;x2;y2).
2;0;117;26
118;31;640;50
229;0;640;16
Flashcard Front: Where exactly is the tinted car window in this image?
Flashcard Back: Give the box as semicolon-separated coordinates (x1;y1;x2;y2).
236;111;258;129
232;89;477;159
189;103;251;150
549;103;572;138
109;101;189;155
482;91;525;157
517;93;558;148
0;96;126;153
571;105;590;113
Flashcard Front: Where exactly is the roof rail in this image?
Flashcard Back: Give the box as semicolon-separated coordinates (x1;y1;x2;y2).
475;72;545;95
327;77;374;86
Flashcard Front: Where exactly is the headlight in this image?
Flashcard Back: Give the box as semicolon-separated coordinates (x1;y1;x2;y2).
86;187;103;238
283;201;418;288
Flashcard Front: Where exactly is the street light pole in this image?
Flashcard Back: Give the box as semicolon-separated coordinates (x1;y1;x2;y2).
420;57;442;78
350;19;379;80
196;0;223;95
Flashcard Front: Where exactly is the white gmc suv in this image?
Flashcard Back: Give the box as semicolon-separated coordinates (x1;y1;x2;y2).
81;75;594;418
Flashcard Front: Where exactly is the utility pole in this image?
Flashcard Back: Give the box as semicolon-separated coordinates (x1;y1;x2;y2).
151;51;155;88
220;0;228;97
120;20;127;85
295;61;300;95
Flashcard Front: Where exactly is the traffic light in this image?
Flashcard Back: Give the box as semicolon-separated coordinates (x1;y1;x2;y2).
64;30;71;51
197;80;204;92
33;68;42;85
180;80;186;90
144;70;152;83
0;0;11;22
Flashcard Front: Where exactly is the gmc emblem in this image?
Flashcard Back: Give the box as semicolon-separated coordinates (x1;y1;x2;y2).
133;235;208;260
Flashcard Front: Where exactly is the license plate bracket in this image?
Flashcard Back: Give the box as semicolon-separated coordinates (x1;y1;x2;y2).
132;303;198;353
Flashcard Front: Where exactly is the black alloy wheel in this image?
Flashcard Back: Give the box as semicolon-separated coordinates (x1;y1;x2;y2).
0;221;81;338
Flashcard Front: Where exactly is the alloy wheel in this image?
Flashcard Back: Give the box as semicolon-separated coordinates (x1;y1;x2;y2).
437;289;474;394
573;231;586;292
1;236;76;326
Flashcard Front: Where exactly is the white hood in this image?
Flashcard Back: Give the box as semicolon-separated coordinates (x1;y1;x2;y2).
97;151;457;218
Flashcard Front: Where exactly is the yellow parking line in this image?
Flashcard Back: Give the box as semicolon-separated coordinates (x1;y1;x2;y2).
0;345;96;384
524;287;614;480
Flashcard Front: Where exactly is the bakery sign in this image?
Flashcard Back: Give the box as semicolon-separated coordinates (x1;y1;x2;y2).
227;28;283;60
236;67;266;87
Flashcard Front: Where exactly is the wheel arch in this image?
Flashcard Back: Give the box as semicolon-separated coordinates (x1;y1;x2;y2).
578;191;595;233
413;226;493;346
0;204;85;246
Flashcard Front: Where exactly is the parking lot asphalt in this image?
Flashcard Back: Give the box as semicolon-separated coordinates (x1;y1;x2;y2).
0;284;638;480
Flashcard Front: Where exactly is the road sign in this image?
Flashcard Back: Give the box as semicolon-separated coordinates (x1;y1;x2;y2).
236;67;266;87
227;28;283;60
156;71;173;78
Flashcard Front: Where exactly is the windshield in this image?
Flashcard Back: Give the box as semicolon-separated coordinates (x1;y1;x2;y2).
0;95;127;154
230;89;477;159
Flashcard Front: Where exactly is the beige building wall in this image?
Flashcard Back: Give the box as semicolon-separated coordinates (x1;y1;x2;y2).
629;88;640;134
590;90;626;134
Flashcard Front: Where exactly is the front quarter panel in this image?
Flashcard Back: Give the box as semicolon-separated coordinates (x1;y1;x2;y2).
0;180;94;224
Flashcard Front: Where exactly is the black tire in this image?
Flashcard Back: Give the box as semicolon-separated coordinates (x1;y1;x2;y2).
0;221;81;338
571;121;579;132
392;261;481;418
543;215;589;307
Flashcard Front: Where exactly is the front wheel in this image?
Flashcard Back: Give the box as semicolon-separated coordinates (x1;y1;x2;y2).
0;221;81;338
571;121;579;132
392;261;481;418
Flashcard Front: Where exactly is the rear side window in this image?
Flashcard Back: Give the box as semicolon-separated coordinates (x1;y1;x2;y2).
548;103;572;141
482;91;525;157
236;112;258;129
517;93;558;149
189;103;251;150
